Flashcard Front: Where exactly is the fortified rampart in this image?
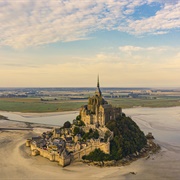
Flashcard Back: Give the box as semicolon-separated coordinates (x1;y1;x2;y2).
27;142;71;167
26;137;110;166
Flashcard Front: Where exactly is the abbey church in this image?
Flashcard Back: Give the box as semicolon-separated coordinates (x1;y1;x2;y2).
80;76;122;127
27;77;123;167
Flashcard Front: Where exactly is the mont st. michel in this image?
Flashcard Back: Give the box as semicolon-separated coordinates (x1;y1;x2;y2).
26;78;157;167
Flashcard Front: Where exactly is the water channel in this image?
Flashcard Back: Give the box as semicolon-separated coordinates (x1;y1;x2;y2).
1;107;180;145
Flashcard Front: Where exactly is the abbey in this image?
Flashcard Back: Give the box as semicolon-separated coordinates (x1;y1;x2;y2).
26;77;122;167
80;76;122;127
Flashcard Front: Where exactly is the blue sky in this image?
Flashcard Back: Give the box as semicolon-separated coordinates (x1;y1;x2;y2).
0;0;180;87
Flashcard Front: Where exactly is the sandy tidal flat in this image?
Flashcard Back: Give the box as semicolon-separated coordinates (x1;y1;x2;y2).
0;107;180;179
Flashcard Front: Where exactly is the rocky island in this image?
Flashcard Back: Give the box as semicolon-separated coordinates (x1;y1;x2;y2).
26;78;158;167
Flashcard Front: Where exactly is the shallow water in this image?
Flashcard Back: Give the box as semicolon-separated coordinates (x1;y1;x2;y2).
1;107;180;148
123;107;180;149
0;111;79;126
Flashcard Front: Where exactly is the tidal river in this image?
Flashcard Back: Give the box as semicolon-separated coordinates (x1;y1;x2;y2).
0;111;79;126
1;107;180;146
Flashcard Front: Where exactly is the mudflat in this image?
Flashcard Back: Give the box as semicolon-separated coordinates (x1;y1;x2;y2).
0;107;180;179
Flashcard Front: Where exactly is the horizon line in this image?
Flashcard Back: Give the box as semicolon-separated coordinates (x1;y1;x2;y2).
0;86;179;89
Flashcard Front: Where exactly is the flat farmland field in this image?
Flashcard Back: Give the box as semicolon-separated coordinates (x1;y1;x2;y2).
0;96;180;113
0;98;86;113
109;97;180;108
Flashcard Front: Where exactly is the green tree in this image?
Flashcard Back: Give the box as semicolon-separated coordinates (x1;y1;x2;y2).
82;148;111;161
63;121;71;128
104;131;111;142
93;129;99;139
89;128;93;133
73;127;80;136
106;115;147;160
76;115;81;120
78;120;85;126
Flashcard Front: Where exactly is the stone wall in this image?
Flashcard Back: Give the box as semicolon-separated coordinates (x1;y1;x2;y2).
72;141;110;161
27;130;110;167
59;156;71;167
28;141;71;167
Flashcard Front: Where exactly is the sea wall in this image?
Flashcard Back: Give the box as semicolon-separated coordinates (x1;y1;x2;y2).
29;142;71;167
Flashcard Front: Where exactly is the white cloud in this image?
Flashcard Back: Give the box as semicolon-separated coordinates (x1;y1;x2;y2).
152;31;168;35
119;46;143;52
117;45;180;65
119;45;171;53
0;0;179;48
127;2;180;34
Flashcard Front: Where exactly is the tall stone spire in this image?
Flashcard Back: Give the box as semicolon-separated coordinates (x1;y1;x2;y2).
95;74;102;96
97;74;100;88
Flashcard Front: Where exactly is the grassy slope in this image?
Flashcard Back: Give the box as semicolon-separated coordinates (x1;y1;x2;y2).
0;97;180;113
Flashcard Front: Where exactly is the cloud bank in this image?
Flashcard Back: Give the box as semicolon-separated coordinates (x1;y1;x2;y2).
0;0;179;48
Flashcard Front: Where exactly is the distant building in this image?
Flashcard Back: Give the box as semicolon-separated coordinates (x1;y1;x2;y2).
80;76;122;127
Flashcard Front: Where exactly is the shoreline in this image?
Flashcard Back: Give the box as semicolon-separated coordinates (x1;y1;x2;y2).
0;104;180;115
0;110;79;127
0;110;79;118
81;139;160;167
1;105;180;117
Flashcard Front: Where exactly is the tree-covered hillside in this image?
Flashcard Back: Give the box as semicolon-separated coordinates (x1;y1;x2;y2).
83;114;147;161
106;114;147;160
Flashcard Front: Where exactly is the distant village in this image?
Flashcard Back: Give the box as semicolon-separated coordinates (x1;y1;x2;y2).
0;87;179;99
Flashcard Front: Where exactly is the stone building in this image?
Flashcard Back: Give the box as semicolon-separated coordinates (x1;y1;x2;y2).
80;76;122;127
26;77;121;167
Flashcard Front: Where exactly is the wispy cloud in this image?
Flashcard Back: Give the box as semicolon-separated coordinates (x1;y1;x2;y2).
0;0;179;48
1;52;179;87
127;2;180;34
119;46;143;52
71;45;180;65
119;45;169;53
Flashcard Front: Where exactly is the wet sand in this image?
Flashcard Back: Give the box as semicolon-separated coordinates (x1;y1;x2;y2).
0;107;180;179
14;110;78;117
0;110;79;126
